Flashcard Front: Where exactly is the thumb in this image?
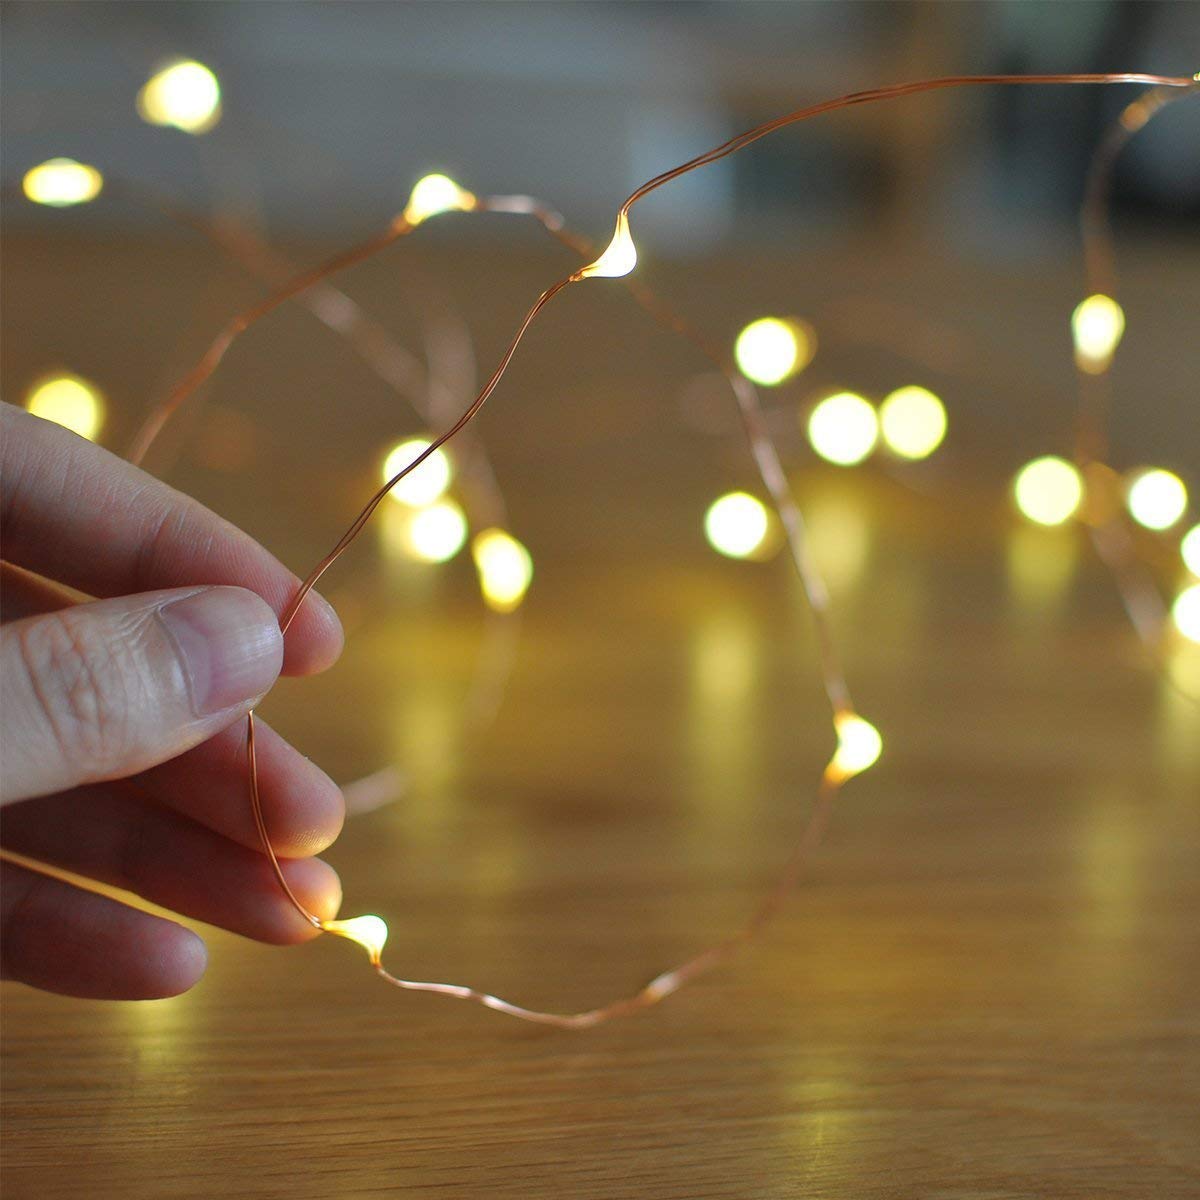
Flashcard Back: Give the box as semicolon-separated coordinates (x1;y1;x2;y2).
1;586;282;804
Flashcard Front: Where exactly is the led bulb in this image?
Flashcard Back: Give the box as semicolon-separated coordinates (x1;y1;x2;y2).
1071;294;1125;373
321;915;389;965
734;317;814;386
382;438;452;506
1126;468;1188;532
1173;584;1200;643
138;60;222;133
1013;456;1084;527
22;158;103;207
704;492;770;559
403;174;476;226
408;500;468;563
24;373;105;440
1182;524;1200;577
806;392;879;466
472;528;533;612
578;211;637;279
831;713;882;781
879;386;947;460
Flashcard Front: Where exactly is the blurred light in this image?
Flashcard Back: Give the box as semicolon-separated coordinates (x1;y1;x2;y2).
879;385;947;460
831;712;882;781
805;489;870;594
137;60;222;134
22;158;103;207
1182;524;1200;576
1006;525;1079;611
408;501;467;563
320;915;388;965
1172;584;1200;643
1071;294;1125;374
734;317;815;386
704;492;769;559
579;212;637;279
24;373;105;440
472;528;533;612
1126;468;1187;531
403;173;477;226
1013;456;1083;526
806;392;878;466
382;438;452;506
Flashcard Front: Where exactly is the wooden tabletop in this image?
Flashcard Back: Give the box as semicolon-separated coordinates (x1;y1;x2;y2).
2;230;1198;1199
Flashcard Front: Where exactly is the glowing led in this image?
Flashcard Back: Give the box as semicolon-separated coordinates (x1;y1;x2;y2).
1126;468;1188;532
1173;584;1200;643
831;712;882;781
137;60;222;134
879;385;947;460
403;173;477;226
321;915;389;965
1012;456;1084;527
382;438;452;506
472;528;533;612
1182;524;1200;576
578;211;637;279
806;392;879;466
1071;294;1125;373
22;158;103;207
704;492;770;559
24;373;105;440
733;317;814;386
408;500;468;563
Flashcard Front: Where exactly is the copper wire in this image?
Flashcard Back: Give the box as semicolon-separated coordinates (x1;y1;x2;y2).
130;71;1195;1026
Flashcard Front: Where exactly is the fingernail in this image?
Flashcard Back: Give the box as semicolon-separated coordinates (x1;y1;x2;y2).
158;588;283;716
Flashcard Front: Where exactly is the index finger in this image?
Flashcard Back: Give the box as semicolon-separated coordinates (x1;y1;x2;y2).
1;404;342;675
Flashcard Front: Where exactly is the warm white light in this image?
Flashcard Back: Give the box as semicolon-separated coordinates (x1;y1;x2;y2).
734;317;814;386
472;528;533;612
403;173;477;226
704;492;770;559
408;500;467;563
879;385;947;460
831;712;882;780
137;60;222;134
806;392;879;466
1182;524;1200;576
578;211;637;279
1013;456;1084;527
24;373;105;440
382;438;452;506
1173;585;1200;643
1126;468;1188;532
1071;294;1125;373
22;158;103;207
321;914;389;964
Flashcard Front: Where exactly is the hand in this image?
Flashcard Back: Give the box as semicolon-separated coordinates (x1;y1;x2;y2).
1;404;346;1000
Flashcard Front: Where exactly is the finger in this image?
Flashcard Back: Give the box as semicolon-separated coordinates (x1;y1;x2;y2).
0;858;207;999
1;404;342;675
2;586;282;803
0;790;341;944
132;718;345;857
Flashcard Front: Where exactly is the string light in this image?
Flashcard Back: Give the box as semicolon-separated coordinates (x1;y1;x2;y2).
704;492;770;559
1173;585;1200;643
733;317;814;386
1071;293;1125;373
1013;456;1084;526
403;173;477;226
1126;468;1188;531
878;385;947;460
806;392;879;466
24;373;105;441
830;713;883;782
21;158;103;207
382;438;452;506
137;60;222;134
1182;525;1200;576
472;529;533;612
319;915;389;965
407;500;468;563
577;211;637;280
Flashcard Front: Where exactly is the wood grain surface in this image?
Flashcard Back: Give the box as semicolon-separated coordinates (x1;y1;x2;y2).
2;232;1198;1199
